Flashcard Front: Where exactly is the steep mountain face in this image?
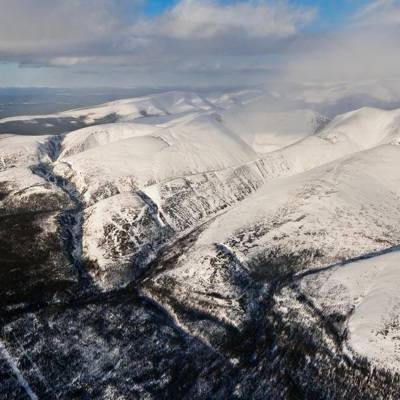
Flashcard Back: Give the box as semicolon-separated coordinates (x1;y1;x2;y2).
2;91;400;399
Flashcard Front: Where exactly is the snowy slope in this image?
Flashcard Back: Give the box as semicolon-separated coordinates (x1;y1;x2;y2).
55;113;258;206
206;89;265;109
259;106;400;175
58;122;161;158
0;134;51;171
222;106;328;152
0;91;216;125
301;249;400;371
0;167;71;215
318;107;400;149
148;144;400;334
57;101;400;213
82;192;173;288
0;90;223;136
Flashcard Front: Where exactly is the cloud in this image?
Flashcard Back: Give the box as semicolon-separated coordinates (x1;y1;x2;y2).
0;0;315;72
283;0;400;86
0;0;126;57
353;0;400;27
3;0;399;94
146;0;315;39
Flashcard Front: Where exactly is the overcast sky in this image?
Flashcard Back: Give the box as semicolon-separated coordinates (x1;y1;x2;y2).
0;0;399;88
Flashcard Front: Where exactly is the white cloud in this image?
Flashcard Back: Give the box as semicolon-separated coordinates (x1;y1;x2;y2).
5;0;400;93
147;0;315;39
0;0;125;56
283;0;400;86
0;0;315;70
353;0;400;27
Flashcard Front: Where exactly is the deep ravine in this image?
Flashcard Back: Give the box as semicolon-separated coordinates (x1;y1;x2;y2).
30;135;89;287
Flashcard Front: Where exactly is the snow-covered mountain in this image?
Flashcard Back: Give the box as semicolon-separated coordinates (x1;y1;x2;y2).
221;102;329;152
2;90;400;399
